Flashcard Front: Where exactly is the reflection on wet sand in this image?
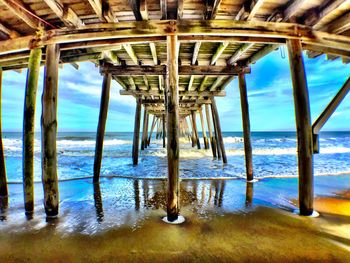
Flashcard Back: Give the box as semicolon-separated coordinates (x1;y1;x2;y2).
246;182;253;207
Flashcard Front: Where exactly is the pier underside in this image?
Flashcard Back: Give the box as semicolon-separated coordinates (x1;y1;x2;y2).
0;0;350;221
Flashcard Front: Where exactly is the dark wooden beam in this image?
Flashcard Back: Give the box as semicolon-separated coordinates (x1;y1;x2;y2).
132;97;142;165
287;38;313;216
120;89;226;97
43;0;83;27
93;73;112;182
41;44;60;217
0;68;8;209
211;96;226;163
205;104;217;158
238;73;253;181
128;0;143;21
23;48;42;214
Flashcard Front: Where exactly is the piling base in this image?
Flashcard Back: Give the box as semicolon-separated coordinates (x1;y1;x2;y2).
293;209;319;217
162;215;185;224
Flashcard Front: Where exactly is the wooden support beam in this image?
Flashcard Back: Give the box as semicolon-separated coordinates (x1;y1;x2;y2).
238;73;253;181
132;97;142;165
247;0;266;21
88;0;116;22
210;76;225;91
0;68;8;209
43;0;83;27
141;108;148;150
149;42;158;65
210;0;222;19
144;112;149;148
187;75;194;91
199;76;209;91
93;73;112;182
23;48;42;214
0;0;39;29
312;77;350;153
320;12;350;34
283;0;308;22
211;102;221;159
0;23;20;39
162;113;166;148
199;107;209;149
287;38;313;216
165;35;180;221
140;0;149;20
41;44;60;217
191;110;201;149
160;0;167;19
102;50;121;65
302;44;350;60
123;44;139;65
120;89;226;97
128;76;136;90
211;96;227;163
205;104;217;158
211;42;229;65
243;44;279;65
192;42;201;65
147;115;156;146
128;0;143;21
228;43;255;65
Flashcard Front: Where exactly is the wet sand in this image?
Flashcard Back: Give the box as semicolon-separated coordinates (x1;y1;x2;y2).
1;175;350;262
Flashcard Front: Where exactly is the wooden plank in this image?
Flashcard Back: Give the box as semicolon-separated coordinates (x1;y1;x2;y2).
93;73;112;182
205;104;217;158
238;73;253;181
165;35;180;221
120;90;226;97
211;96;227;163
228;43;255;65
210;76;225;91
199;76;208;91
87;0;115;22
0;0;39;29
102;50;120;65
23;48;42;214
313;77;350;135
0;68;8;206
43;0;83;27
160;0;167;19
211;0;222;19
283;0;308;22
132;97;142;165
192;42;201;65
140;0;149;20
41;44;60;217
302;44;350;59
244;44;279;65
101;65;166;75
123;44;139;65
287;38;313;216
211;41;229;65
0;23;20;39
247;0;266;21
320;12;350;34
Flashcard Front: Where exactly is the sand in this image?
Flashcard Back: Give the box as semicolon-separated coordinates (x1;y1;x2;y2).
0;176;349;262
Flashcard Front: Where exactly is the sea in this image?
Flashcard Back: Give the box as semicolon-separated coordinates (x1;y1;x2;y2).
2;131;350;182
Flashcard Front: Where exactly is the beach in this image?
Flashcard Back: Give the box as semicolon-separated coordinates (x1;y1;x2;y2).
0;175;350;262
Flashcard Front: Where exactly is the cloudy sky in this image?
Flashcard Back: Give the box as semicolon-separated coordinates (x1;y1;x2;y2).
1;48;350;132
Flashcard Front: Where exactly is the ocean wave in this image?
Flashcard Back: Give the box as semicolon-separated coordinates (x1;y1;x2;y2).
223;137;243;143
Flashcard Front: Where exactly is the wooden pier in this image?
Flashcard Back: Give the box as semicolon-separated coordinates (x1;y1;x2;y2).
0;0;349;220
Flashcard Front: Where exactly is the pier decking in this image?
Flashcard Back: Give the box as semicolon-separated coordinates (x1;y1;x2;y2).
0;0;350;222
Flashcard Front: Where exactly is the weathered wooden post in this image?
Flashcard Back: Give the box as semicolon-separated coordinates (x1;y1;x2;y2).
144;113;149;149
238;73;253;181
162;114;166;148
132;97;142;165
93;73;112;183
93;183;104;223
189;114;196;147
0;68;8;210
287;39;314;216
191;111;201;149
23;47;42;214
211;97;227;164
41;44;60;217
205;104;217;158
245;182;253;207
199;107;209;149
147;115;157;146
141;108;148;150
211;103;221;159
165;35;180;222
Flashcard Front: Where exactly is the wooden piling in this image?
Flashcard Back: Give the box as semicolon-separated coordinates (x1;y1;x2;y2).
205;104;217;158
23;47;42;214
147;115;156;146
189;114;196;147
132;97;142;165
191;111;201;149
93;73;112;183
238;73;253;181
287;38;314;216
166;35;180;221
141;108;148;150
162;114;166;148
211;97;227;164
0;68;8;210
199;107;209;149
41;44;60;217
211;103;221;159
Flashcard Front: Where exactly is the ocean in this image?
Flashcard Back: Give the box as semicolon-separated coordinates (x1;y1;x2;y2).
3;131;350;182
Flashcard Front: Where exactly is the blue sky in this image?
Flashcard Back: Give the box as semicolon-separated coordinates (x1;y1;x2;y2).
1;48;350;132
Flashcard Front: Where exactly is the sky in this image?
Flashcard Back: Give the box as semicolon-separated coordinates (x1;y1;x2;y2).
1;48;350;132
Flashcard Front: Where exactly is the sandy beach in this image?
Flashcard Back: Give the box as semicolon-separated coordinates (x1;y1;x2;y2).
0;175;349;262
